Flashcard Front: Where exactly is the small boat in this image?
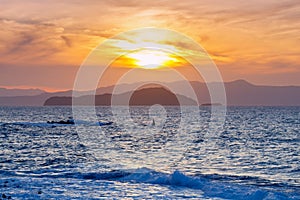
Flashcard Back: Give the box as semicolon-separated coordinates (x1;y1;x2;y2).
47;118;113;126
47;118;74;125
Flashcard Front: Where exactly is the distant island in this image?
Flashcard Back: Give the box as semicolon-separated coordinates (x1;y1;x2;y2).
44;87;197;106
0;80;300;106
201;103;222;106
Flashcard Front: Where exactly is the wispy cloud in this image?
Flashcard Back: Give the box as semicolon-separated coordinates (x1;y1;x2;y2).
0;0;299;88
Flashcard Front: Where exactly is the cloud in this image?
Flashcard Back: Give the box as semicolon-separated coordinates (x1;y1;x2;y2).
61;35;72;47
7;33;35;54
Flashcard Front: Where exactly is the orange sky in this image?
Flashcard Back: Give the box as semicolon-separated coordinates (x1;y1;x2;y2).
0;0;299;91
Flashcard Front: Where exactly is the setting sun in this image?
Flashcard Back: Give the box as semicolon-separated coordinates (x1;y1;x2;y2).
127;49;179;69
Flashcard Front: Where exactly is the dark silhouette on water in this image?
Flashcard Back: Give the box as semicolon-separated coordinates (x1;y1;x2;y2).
47;117;113;126
47;117;74;125
152;119;155;126
98;121;113;126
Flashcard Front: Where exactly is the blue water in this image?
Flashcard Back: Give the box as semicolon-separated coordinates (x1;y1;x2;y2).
0;106;299;199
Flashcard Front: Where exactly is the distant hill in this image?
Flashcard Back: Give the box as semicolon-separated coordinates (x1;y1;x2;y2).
0;88;45;97
225;80;300;106
0;90;72;106
0;80;300;106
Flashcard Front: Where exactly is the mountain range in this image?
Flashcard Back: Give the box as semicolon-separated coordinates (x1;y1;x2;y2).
0;80;299;106
0;88;44;97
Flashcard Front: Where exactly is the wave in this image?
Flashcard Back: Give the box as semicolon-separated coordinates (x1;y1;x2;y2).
4;168;299;200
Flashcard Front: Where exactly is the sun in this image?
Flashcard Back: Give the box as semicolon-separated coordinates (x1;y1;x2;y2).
127;49;178;69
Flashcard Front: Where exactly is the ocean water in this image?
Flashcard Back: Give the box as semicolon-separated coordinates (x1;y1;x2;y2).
0;106;299;199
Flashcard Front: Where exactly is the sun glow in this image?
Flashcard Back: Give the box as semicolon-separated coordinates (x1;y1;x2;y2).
127;49;179;69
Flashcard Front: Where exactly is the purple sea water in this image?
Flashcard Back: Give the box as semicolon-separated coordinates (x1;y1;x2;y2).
0;106;299;199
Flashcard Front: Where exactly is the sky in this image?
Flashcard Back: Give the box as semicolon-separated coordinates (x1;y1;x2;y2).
0;0;299;91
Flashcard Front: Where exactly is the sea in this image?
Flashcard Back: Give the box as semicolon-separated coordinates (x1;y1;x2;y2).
0;106;299;199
